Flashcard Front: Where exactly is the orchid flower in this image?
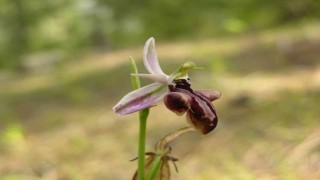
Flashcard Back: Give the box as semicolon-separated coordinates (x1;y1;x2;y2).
113;37;221;134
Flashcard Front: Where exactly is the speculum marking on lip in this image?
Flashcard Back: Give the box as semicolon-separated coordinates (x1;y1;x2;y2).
165;79;219;134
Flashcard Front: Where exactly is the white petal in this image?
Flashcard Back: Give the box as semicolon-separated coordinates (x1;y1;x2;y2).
143;37;167;76
131;73;168;83
113;83;168;115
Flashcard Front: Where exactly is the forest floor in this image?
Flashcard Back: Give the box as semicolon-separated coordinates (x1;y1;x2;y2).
1;22;320;179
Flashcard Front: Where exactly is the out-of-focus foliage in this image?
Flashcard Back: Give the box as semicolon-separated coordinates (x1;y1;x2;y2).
0;0;319;69
1;0;320;178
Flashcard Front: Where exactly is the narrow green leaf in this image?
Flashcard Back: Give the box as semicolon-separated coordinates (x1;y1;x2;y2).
146;154;163;180
130;57;141;90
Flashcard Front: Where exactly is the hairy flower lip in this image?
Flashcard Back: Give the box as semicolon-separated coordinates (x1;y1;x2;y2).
165;78;220;134
164;92;191;116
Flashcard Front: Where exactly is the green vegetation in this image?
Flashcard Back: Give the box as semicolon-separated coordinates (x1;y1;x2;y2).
0;1;320;179
1;0;319;69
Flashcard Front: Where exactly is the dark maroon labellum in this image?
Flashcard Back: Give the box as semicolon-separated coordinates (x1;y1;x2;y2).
165;79;219;134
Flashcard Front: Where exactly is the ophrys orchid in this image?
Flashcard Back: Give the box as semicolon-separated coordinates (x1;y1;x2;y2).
113;37;221;134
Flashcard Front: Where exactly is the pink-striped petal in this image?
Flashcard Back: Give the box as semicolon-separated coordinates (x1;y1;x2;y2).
143;37;167;76
131;73;168;83
113;83;168;115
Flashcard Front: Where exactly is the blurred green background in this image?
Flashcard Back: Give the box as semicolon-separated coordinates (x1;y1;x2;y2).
1;0;320;179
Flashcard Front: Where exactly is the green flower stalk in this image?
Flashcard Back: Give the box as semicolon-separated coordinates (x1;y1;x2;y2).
130;57;149;180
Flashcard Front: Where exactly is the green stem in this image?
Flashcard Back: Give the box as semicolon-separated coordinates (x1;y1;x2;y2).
138;109;149;180
145;154;162;180
129;57;149;179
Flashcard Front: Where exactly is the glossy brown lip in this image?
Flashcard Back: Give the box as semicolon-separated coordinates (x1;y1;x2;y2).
164;79;219;134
